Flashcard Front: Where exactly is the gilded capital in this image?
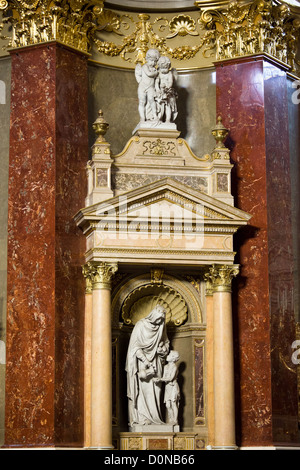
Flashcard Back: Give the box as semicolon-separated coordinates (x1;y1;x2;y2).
205;264;239;293
92;261;118;290
0;0;105;53
82;261;118;290
205;279;214;297
199;0;300;73
82;262;95;294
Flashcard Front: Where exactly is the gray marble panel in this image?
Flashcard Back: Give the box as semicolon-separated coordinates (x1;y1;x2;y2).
88;63;216;157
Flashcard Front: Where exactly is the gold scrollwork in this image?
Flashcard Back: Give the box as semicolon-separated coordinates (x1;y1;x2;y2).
142;139;176;157
1;1;299;71
167;14;199;39
92;10;213;64
0;0;105;53
199;0;300;72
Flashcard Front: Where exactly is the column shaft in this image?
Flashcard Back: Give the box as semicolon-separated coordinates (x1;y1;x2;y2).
205;290;215;447
91;288;113;449
5;43;88;447
213;290;235;448
84;292;93;448
216;55;298;446
88;262;117;449
206;265;238;449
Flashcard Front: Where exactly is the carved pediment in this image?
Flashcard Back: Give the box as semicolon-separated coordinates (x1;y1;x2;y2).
75;177;251;266
76;177;250;227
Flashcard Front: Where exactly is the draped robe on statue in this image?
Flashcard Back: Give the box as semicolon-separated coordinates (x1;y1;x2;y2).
126;306;169;427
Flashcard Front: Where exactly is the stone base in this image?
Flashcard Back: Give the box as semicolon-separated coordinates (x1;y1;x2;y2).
133;121;177;135
129;424;179;433
119;432;207;451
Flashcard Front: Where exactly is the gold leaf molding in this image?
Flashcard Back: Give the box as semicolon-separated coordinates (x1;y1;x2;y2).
0;0;299;73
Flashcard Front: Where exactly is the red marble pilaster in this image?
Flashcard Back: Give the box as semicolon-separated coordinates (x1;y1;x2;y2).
4;43;88;447
216;55;299;447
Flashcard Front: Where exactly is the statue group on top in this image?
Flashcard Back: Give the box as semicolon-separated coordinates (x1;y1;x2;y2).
135;49;178;130
126;304;180;430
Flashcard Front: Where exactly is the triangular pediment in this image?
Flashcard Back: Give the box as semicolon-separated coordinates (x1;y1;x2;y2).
75;177;251;229
75;178;251;266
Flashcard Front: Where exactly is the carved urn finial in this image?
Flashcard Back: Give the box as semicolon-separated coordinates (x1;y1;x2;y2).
211;116;229;149
93;109;109;143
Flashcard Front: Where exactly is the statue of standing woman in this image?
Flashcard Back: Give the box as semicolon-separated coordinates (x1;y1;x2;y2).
125;304;170;428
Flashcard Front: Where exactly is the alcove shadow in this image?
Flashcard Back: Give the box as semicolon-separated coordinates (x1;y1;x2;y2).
177;361;186;430
175;85;189;140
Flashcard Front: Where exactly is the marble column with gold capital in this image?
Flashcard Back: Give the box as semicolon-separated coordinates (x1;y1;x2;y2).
205;264;239;450
88;262;118;450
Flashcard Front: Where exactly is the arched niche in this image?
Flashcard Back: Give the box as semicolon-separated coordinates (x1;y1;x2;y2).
111;270;207;435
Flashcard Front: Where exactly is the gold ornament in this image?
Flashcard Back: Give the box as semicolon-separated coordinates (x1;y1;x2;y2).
199;0;300;72
92;109;109;144
0;0;105;53
167;14;199;39
205;264;239;293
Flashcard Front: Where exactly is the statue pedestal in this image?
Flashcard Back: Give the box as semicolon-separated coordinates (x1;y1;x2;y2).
130;424;179;433
133;121;177;135
119;432;206;450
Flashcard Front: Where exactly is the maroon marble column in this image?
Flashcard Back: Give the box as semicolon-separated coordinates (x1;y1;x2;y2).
4;43;88;447
216;55;299;447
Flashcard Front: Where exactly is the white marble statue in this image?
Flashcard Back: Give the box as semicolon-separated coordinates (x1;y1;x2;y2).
154;350;180;425
134;49;178;131
155;56;178;124
135;48;160;124
125;304;170;428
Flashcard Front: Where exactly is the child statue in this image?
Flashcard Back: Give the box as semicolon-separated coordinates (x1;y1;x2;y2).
135;48;160;124
155;55;178;124
154;350;180;425
134;49;178;131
